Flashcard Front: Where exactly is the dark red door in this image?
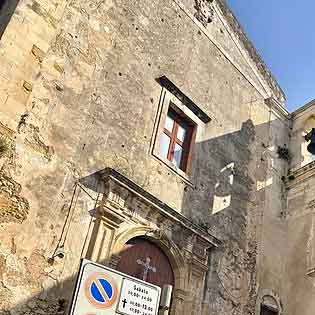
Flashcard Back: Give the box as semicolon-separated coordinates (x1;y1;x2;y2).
116;238;175;288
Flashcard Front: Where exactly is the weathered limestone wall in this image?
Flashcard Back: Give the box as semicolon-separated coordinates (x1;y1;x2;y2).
284;169;315;315
0;0;289;314
255;102;290;314
280;103;315;315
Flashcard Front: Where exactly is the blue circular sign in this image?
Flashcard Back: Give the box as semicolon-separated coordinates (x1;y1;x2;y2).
91;278;113;302
85;272;118;308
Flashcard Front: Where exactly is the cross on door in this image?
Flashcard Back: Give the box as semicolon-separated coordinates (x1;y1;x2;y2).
116;238;174;288
136;257;156;281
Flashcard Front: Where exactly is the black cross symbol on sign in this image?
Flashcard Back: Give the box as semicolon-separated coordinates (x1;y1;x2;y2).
122;299;128;308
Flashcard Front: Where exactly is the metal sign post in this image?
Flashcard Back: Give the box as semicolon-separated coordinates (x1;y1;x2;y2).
69;259;161;315
158;285;173;315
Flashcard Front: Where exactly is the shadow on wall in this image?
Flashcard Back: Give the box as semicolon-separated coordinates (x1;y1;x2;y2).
0;0;20;38
179;118;286;314
0;118;287;314
181;119;277;239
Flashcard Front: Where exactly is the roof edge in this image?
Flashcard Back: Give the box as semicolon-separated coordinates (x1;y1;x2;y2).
290;99;315;118
216;0;286;103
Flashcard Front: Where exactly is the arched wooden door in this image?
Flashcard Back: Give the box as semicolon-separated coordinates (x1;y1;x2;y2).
116;237;175;288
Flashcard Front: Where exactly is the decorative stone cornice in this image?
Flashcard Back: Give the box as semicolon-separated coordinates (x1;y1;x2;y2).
265;97;289;121
215;0;286;103
100;168;221;248
102;206;126;228
284;160;315;189
290;99;315;119
167;0;288;109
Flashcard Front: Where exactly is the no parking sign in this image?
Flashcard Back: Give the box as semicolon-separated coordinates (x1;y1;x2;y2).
84;271;118;308
69;259;161;315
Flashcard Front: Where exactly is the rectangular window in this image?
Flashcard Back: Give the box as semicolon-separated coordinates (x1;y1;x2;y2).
151;83;207;182
159;107;195;172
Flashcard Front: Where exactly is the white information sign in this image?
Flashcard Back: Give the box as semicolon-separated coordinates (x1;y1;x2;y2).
69;259;161;315
117;278;160;315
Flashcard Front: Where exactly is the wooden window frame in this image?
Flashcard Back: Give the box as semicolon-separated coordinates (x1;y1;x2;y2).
150;88;205;185
161;107;196;172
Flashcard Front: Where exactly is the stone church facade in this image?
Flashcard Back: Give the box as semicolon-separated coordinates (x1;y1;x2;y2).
0;0;313;314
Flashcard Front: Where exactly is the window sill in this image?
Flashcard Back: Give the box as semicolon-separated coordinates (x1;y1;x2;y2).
151;152;194;187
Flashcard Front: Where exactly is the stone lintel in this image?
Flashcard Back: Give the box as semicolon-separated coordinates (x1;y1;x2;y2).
265;97;289;120
156;75;211;123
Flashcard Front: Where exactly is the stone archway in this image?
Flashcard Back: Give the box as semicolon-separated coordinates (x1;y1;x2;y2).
109;228;187;315
110;226;186;292
116;237;175;288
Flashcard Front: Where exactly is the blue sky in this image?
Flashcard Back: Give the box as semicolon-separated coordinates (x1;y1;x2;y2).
227;0;315;112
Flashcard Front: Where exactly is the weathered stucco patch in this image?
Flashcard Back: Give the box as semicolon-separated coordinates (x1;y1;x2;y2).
0;254;6;280
0;282;11;310
0;172;29;224
24;124;54;161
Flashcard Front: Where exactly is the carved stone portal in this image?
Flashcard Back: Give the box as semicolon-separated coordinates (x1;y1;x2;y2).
81;168;220;315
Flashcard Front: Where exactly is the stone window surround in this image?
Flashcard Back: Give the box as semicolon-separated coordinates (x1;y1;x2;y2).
150;76;209;186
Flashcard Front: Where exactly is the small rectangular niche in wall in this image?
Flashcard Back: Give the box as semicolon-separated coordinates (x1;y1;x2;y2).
260;305;278;315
